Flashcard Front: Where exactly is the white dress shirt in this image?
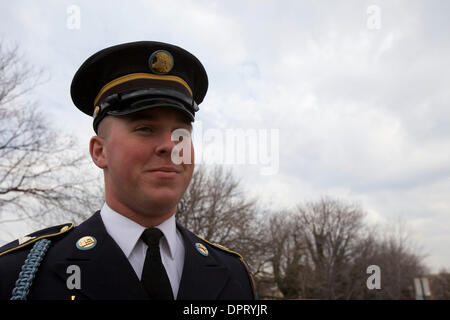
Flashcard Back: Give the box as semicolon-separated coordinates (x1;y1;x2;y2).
100;202;185;298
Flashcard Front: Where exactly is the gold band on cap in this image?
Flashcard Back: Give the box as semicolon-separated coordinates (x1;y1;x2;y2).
93;72;193;106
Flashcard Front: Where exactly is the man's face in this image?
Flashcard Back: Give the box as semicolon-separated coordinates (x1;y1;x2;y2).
93;107;194;219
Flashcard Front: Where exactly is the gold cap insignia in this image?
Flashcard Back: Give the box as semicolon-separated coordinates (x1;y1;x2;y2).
149;50;174;74
76;236;97;250
195;242;208;256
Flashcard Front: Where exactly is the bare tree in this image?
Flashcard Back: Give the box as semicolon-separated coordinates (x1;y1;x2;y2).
366;220;428;299
0;41;102;231
263;210;309;299
176;165;264;274
263;197;428;300
292;197;367;299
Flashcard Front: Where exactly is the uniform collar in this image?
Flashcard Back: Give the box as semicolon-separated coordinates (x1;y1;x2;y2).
100;202;178;260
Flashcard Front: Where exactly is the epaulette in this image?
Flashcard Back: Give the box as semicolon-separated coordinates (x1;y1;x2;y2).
0;222;74;257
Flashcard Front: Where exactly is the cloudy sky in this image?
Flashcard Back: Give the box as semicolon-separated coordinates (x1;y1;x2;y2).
0;0;449;272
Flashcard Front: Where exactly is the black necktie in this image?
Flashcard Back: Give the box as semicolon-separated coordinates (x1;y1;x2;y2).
140;228;174;300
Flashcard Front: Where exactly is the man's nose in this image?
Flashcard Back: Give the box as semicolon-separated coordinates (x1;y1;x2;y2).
155;132;176;156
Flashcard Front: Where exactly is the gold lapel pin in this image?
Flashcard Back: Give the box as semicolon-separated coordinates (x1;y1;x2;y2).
76;236;97;250
195;242;208;256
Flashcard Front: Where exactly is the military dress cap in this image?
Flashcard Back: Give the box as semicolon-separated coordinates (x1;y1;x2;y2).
71;41;208;132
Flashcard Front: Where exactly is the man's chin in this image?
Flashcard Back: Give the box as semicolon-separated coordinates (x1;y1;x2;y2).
138;193;180;212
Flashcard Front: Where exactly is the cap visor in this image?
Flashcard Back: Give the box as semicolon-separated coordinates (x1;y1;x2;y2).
106;102;195;121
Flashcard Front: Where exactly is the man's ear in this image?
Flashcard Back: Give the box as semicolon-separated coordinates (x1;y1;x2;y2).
89;136;107;169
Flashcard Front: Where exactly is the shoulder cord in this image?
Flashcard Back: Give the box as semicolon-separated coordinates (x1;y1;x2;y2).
10;239;51;300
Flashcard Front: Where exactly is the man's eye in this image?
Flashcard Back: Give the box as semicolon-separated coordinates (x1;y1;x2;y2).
135;126;154;133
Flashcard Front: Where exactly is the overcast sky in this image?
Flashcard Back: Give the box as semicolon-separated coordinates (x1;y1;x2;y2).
0;0;449;272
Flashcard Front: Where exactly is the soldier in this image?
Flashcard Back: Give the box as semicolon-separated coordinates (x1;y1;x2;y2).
0;41;256;300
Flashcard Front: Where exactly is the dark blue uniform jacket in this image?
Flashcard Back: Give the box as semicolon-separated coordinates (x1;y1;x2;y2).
0;212;256;300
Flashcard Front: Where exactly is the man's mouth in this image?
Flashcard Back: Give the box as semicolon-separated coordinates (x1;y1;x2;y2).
146;166;182;177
